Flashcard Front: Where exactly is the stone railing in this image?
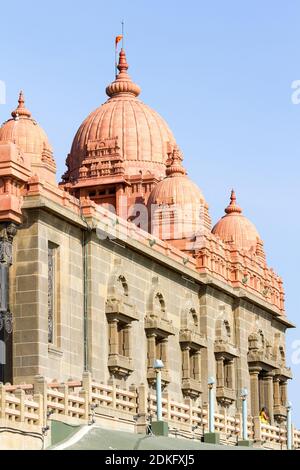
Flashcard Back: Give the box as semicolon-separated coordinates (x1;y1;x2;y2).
0;375;299;450
259;420;288;449
0;384;43;426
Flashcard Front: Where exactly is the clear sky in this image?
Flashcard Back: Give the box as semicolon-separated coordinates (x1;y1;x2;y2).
1;0;300;426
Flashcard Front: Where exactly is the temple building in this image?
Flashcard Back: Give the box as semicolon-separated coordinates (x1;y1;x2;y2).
0;48;296;448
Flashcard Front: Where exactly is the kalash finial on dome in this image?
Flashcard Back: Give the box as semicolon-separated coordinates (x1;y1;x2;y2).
165;146;187;177
106;48;141;98
224;189;242;215
11;91;32;119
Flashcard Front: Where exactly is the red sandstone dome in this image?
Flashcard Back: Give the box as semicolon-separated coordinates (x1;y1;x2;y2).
0;92;52;157
148;148;211;240
212;190;262;252
147;147;206;207
0;92;56;183
64;49;176;182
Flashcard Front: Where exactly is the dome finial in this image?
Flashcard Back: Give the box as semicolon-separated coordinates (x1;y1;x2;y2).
106;48;141;98
225;189;242;214
166;146;186;177
11;90;31;119
18;90;25;107
117;48;129;75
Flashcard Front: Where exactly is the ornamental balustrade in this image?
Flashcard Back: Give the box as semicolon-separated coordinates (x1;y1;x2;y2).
0;374;298;449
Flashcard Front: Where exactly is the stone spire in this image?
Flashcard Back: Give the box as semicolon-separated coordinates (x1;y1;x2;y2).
225;189;242;215
11;91;32;119
106;48;141;98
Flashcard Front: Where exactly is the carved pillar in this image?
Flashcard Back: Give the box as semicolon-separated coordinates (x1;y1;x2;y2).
264;372;274;422
216;356;224;388
193;350;201;381
123;323;131;358
182;346;190;379
160;338;168;369
226;359;234;389
108;319;119;356
273;376;280;408
249;367;261;416
259;375;265;411
280;380;287;406
0;223;17;384
147;333;156;368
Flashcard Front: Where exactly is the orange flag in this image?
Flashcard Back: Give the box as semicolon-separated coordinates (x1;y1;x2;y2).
115;35;123;48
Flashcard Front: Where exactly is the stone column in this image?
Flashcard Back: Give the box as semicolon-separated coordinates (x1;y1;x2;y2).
216;356;224;388
273;376;280;408
249;367;261;417
123;323;132;358
182;346;190;379
147;333;156;368
280;380;288;406
193;350;201;382
0;223;17;384
161;338;168;369
264;372;274;423
226;359;234;389
108;319;119;356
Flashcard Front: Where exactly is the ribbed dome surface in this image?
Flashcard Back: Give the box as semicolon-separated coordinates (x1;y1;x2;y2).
212;190;261;252
148;172;205;206
147;148;205;206
67;49;176;181
0;92;52;156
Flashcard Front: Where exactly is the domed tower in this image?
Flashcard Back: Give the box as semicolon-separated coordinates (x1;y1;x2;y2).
61;49;177;213
212;190;266;260
147;146;211;251
0;92;56;184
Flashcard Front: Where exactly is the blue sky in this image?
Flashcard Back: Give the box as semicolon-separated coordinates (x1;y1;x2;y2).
1;1;300;425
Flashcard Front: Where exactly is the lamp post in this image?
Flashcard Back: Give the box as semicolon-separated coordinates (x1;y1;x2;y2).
241;388;248;441
151;359;168;436
204;376;220;444
208;376;215;433
286;401;292;450
153;359;164;422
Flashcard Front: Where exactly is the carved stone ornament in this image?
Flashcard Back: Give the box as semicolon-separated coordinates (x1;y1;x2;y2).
0;223;18;265
0;311;13;334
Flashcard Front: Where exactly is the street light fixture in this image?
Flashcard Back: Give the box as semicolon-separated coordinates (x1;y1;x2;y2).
208;376;215;388
153;359;164;421
153;359;164;370
240;388;248;441
286;401;292;450
207;376;215;432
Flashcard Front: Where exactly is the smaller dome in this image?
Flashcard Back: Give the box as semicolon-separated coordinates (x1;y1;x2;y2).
0;92;52;156
212;190;262;252
148;147;211;240
0;92;56;183
148;149;205;207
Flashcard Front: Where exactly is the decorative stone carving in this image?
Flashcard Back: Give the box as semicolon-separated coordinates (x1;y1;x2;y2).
0;223;17;265
0;310;13;334
247;330;277;369
0;223;17;335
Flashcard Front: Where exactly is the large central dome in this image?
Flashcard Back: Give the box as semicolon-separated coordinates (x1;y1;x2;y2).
64;49;176;182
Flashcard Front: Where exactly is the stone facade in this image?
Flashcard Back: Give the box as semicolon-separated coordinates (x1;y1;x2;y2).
5;196;292;424
0;45;294;440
